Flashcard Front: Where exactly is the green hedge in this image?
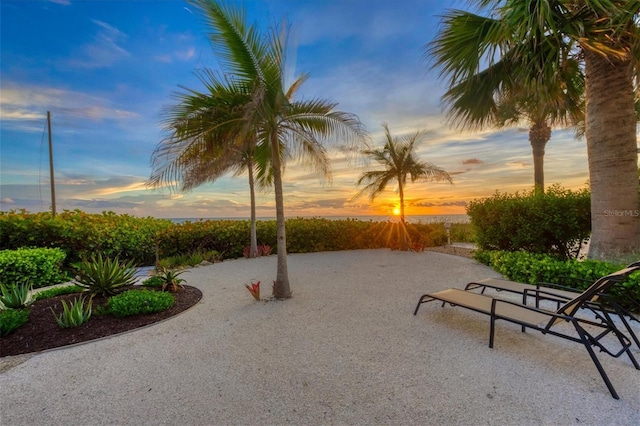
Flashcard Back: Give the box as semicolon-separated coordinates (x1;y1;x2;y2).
467;185;590;259
1;210;460;268
158;217;450;259
474;250;640;311
0;210;172;266
0;247;70;288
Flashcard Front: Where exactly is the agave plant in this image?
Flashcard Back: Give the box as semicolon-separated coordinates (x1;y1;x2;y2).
156;268;187;292
73;253;137;297
0;280;33;309
52;297;92;328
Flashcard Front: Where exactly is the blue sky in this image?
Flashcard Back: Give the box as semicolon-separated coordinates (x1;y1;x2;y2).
0;0;590;219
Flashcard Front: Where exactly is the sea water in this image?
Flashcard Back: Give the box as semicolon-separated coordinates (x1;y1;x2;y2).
170;214;470;224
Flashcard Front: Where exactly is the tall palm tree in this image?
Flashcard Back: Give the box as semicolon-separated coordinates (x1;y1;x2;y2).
148;70;271;259
428;0;640;260
190;0;367;298
354;123;452;225
436;44;584;193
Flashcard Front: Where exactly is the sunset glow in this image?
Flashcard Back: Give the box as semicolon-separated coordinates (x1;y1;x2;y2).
0;0;593;219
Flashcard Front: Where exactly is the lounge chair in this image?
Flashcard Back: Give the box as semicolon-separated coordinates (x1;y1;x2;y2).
413;264;640;399
464;262;640;349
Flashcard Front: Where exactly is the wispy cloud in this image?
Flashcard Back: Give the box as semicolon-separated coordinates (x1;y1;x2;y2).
67;19;129;69
0;82;139;130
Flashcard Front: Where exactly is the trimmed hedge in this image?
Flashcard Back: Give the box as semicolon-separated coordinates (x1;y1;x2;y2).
1;210;464;269
467;185;590;259
0;210;172;266
0;247;70;288
158;217;450;259
474;250;640;311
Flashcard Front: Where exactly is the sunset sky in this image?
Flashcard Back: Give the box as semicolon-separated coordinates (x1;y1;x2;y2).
0;0;591;219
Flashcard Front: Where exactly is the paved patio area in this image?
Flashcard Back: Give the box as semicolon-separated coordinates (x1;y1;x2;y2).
1;249;639;425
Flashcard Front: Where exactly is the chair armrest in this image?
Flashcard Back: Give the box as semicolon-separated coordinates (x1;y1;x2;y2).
536;281;581;293
490;297;573;323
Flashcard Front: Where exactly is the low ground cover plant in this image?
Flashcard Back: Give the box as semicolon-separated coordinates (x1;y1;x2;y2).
106;289;175;317
0;309;30;337
33;285;84;301
156;249;219;270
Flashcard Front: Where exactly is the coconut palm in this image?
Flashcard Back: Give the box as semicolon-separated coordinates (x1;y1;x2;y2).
436;42;584;193
428;0;640;260
190;0;367;298
148;69;271;259
354;123;452;225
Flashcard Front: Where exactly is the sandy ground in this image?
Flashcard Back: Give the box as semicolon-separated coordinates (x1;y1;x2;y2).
1;249;639;425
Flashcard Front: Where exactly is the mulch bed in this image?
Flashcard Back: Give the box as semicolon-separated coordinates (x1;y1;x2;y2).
1;285;202;357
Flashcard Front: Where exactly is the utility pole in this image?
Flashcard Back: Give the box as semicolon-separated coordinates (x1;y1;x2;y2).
47;111;57;217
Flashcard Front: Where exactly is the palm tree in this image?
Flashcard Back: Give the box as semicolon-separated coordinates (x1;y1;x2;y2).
354;123;452;225
428;0;640;260
148;70;271;259
190;0;368;298
436;45;584;193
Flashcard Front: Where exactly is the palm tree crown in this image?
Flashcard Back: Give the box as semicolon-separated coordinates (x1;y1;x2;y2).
427;0;640;260
189;0;368;297
355;124;452;224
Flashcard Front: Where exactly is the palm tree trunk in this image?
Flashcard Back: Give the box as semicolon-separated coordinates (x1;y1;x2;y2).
247;157;259;258
584;50;640;260
270;132;291;298
399;180;405;224
398;179;410;249
529;120;550;194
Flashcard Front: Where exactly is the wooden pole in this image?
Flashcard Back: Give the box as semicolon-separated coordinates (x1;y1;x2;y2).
47;111;57;217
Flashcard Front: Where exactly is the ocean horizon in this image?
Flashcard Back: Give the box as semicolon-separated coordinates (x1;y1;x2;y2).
169;214;470;225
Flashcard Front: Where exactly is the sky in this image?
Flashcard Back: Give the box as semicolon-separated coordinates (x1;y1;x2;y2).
0;0;592;220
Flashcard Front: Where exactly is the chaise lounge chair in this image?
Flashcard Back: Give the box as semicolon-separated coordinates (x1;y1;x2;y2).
463;262;640;350
413;264;640;399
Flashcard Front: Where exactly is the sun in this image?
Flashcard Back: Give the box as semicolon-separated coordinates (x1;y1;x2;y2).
392;206;401;216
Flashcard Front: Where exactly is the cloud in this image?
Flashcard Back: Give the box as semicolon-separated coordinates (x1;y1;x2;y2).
48;0;71;5
462;158;484;165
93;181;149;196
412;200;468;208
0;197;15;205
0;82;139;130
67;19;129;69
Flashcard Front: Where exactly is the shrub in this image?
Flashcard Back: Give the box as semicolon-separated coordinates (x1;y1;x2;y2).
141;276;165;288
0;281;32;309
0;308;30;336
0;247;70;288
73;253;137;296
107;289;174;318
475;250;640;311
467;185;590;259
52;297;92;328
33;285;85;301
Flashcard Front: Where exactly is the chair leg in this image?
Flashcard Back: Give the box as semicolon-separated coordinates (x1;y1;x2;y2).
413;296;425;315
573;320;620;399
